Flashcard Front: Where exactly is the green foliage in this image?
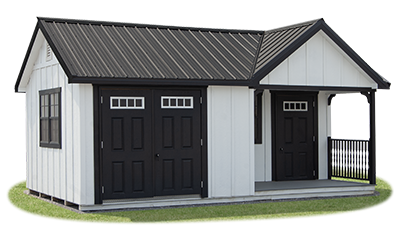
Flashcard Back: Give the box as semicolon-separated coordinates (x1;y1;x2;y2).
9;178;391;222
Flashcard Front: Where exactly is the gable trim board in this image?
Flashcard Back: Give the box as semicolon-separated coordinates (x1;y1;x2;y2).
15;18;390;93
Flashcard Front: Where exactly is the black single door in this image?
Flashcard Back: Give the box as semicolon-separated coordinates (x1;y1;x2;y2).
153;90;202;196
273;92;317;181
101;88;153;200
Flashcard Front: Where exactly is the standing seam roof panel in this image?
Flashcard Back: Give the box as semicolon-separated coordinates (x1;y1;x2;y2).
157;29;201;79
143;28;187;79
222;33;257;65
178;30;222;80
130;27;175;79
166;29;213;79
213;32;254;75
73;24;111;77
123;27;166;79
90;24;129;78
114;26;154;78
56;23;94;77
209;32;250;78
187;30;232;80
77;24;115;77
67;24;102;77
101;26;141;78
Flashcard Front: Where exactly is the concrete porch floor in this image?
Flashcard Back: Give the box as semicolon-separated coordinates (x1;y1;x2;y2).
255;179;374;191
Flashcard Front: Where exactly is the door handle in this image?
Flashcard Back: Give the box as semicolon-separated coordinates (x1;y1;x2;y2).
155;153;160;158
280;148;284;151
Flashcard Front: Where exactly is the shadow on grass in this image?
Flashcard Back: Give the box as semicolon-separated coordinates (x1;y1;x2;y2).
99;189;395;224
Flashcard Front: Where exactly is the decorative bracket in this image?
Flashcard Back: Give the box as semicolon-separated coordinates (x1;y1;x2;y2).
328;94;336;106
361;91;371;104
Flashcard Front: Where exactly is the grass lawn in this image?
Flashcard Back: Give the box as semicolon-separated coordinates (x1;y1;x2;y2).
9;178;391;223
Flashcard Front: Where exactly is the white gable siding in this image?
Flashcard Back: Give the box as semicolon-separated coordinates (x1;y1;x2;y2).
260;31;378;89
25;39;94;205
207;86;255;198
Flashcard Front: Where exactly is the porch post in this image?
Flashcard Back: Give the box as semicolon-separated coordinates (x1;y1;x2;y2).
369;90;376;185
327;136;332;179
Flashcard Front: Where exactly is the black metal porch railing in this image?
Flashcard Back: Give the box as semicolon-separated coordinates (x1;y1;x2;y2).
328;137;370;181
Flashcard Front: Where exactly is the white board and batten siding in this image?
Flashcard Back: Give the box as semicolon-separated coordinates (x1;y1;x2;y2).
25;35;94;205
260;31;378;89
207;86;255;198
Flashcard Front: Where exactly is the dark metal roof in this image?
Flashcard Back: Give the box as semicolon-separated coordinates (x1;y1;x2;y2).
15;18;390;91
38;17;262;82
254;19;318;74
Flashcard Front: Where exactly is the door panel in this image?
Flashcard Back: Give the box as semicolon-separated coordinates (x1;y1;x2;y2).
274;93;316;181
154;90;202;196
101;89;153;199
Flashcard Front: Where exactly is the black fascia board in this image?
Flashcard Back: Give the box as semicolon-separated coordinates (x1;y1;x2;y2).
319;21;390;89
15;22;40;92
252;84;375;92
37;18;74;80
250;19;324;87
69;77;251;87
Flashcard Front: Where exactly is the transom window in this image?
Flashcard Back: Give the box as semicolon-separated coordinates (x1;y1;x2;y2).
162;96;193;109
283;101;308;111
39;88;61;148
110;97;145;109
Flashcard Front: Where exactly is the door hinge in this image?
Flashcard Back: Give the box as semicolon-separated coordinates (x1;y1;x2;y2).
102;186;105;194
313;101;315;107
313;136;316;142
313;170;316;177
200;97;203;104
201;181;204;188
201;139;203;146
101;96;103;104
101;141;104;149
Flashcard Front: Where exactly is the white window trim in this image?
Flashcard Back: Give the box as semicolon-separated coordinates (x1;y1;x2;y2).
110;97;145;109
161;96;193;109
283;101;308;111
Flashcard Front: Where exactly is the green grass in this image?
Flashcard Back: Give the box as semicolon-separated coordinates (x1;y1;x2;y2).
9;178;391;222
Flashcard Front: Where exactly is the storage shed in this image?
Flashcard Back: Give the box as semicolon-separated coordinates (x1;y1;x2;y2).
15;17;390;211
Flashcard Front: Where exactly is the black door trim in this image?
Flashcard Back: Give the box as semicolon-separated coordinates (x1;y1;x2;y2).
271;91;319;181
93;86;208;204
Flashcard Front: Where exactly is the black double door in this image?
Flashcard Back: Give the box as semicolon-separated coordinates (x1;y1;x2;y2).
273;92;317;181
101;88;202;200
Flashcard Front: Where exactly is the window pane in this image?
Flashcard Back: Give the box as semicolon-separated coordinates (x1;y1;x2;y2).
54;93;59;105
120;99;126;107
50;93;55;106
136;99;142;107
51;105;55;117
163;98;169;107
112;99;119;107
170;99;176;106
40;119;49;142
178;99;184;106
128;99;135;107
185;99;191;107
50;119;59;143
44;94;49;106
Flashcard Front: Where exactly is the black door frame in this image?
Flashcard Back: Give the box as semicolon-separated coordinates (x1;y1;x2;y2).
93;85;208;204
271;91;319;181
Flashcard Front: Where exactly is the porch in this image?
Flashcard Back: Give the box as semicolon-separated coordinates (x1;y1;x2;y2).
255;179;375;200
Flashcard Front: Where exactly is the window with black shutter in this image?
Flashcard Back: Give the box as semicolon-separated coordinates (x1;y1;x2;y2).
39;88;61;148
